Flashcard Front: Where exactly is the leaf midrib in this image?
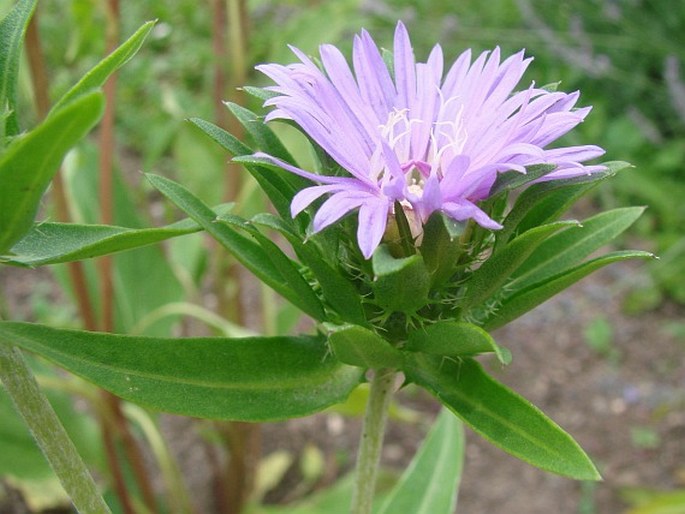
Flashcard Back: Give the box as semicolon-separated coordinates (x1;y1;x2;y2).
4;332;345;392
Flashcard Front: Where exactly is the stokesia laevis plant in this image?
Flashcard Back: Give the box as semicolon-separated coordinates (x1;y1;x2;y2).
235;21;650;514
0;10;652;513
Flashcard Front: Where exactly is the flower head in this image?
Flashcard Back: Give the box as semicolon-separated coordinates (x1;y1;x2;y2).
254;22;605;258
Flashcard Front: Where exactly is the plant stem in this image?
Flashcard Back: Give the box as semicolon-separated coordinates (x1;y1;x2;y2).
351;369;396;514
0;344;112;514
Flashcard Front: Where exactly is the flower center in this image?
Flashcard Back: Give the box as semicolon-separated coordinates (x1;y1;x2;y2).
376;102;467;189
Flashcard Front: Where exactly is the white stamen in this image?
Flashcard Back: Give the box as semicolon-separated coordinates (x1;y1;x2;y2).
376;99;469;190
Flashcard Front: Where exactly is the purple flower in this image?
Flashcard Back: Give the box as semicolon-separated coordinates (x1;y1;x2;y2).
254;22;605;259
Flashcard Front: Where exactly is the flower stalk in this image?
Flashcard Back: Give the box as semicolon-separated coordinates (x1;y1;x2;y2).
0;344;111;514
351;368;397;514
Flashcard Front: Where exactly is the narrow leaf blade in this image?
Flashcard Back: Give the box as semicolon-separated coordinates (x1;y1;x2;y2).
377;409;464;514
52;21;155;111
497;162;629;247
145;173;321;317
0;0;37;135
0;322;362;421
463;220;579;310
1;214;224;267
188;117;299;222
0;91;104;253
406;355;601;480
483;250;655;331
252;213;367;325
224;101;296;165
218;214;325;321
509;207;645;289
489;163;556;196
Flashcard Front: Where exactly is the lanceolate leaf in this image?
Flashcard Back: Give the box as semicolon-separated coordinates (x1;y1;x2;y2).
508;207;645;290
497;162;629;247
217;214;325;321
406;355;601;480
2;210;232;267
377;409;464;514
0;91;104;253
189;116;252;156
242;86;279;102
483;250;655;331
0;0;37;136
188;117;299;223
52;20;155;112
146;173;324;320
0;322;362;421
224;101;296;165
462;220;579;310
252;213;367;325
489;163;556;196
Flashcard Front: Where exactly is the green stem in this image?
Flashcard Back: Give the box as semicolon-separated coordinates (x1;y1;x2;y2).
0;344;111;514
351;369;396;514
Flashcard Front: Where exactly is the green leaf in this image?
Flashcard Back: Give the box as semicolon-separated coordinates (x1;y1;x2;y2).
489;163;557;196
146;173;323;319
51;20;155;112
497;162;629;247
327;324;404;369
2;209;233;267
217;214;325;321
188;117;299;223
0;322;363;421
406;321;511;365
406;355;601;480
0;0;36;136
372;245;430;314
0;91;104;253
189;116;252;155
462;220;579;310
242;85;279;102
224;101;296;165
377;409;464;514
508;207;645;289
252;213;367;325
483;250;655;331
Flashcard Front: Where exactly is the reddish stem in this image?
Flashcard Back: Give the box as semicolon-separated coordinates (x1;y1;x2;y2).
97;2;159;513
26;13;100;332
210;2;261;513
